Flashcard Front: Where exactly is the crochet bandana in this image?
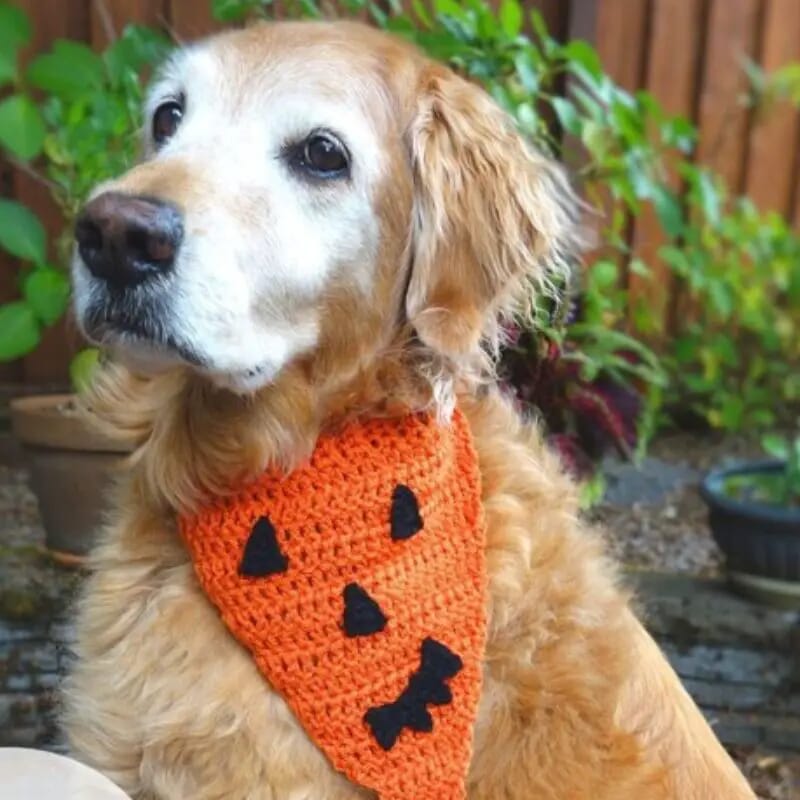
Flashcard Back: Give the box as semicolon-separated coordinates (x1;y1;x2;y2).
180;409;487;800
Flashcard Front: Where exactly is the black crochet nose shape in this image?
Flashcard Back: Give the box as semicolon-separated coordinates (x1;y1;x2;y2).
75;192;183;289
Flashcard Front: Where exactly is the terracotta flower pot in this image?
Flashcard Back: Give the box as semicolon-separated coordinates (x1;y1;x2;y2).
10;394;133;566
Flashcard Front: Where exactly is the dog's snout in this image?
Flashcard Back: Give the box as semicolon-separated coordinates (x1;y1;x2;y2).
75;192;183;289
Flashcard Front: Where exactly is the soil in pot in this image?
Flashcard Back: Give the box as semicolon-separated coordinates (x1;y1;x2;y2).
701;460;800;608
10;394;133;566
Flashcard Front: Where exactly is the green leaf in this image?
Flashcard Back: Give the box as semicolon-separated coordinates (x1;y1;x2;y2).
499;0;522;37
717;395;746;431
589;259;619;289
385;13;416;33
298;0;322;18
515;101;538;134
0;2;31;52
562;40;603;80
411;0;433;28
27;40;104;100
762;433;789;460
513;48;540;94
696;169;721;227
529;8;549;42
434;0;465;19
211;0;255;21
368;2;389;27
0;200;46;264
0;94;45;160
69;347;101;395
0;46;16;87
629;258;650;278
708;280;733;320
663;115;696;153
552;96;582;136
23;266;70;326
0;301;39;361
105;25;172;86
651;184;684;238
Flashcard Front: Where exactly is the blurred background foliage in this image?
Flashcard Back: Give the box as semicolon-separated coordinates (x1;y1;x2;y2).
0;0;798;491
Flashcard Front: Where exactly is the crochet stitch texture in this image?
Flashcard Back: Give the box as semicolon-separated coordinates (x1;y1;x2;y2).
180;409;487;800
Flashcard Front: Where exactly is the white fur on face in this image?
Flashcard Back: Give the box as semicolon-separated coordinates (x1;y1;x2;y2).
72;39;387;393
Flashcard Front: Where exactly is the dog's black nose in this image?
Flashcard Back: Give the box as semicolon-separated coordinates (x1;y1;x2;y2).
75;192;183;289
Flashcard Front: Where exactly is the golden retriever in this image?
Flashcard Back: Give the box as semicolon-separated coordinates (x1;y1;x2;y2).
63;20;756;800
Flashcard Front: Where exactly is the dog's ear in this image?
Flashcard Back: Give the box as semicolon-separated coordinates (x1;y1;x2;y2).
406;64;581;364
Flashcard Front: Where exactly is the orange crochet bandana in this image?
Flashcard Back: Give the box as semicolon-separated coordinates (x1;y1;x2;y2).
180;409;487;800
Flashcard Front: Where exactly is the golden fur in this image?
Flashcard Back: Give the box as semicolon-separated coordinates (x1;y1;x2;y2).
63;21;756;799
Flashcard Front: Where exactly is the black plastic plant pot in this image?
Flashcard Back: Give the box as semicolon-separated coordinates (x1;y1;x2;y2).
700;460;800;608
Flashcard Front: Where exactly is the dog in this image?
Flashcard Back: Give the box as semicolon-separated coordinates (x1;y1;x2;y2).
63;20;756;800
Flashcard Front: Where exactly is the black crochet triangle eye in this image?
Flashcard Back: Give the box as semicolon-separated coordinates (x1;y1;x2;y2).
390;484;423;541
343;583;388;637
239;515;288;577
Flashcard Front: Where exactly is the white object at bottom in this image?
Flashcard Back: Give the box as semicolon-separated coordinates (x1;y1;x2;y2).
0;747;131;799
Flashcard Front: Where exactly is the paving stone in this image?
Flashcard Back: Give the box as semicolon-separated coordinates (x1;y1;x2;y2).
5;673;33;692
602;455;701;506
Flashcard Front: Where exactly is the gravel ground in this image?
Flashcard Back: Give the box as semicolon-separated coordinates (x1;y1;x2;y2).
734;749;799;800
0;464;78;621
591;430;766;576
590;431;799;798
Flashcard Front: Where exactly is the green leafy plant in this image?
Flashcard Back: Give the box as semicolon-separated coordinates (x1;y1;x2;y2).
650;57;800;433
2;0;796;451
724;432;800;509
0;0;171;381
662;183;800;430
761;433;800;507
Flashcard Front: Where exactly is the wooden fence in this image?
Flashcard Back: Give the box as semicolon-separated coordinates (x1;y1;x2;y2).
2;0;799;384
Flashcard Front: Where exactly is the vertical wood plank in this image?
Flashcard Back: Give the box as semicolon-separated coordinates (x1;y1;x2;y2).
629;0;706;333
567;0;599;44
744;0;800;215
695;0;762;193
574;0;650;282
168;1;222;40
14;0;92;384
530;0;570;41
593;0;650;92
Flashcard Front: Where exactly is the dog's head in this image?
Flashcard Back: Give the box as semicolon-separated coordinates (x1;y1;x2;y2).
73;20;578;419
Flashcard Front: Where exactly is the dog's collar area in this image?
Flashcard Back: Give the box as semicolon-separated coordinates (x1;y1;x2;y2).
180;410;487;800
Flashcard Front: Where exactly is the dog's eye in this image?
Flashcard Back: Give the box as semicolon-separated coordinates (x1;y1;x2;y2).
291;132;350;179
152;100;183;147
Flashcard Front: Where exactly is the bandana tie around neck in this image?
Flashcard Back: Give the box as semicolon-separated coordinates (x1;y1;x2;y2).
180;409;487;800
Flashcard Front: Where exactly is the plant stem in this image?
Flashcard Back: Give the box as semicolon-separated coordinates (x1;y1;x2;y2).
92;0;117;43
157;13;184;46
